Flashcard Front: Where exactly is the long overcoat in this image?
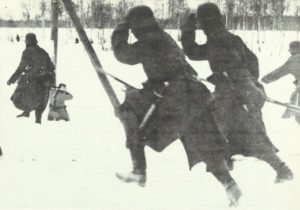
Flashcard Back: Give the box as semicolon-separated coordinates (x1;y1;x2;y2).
112;24;228;169
8;45;55;112
181;26;277;157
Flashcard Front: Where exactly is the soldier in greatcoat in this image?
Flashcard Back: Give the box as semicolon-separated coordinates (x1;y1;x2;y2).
180;3;293;184
112;6;242;206
7;33;55;124
262;41;300;124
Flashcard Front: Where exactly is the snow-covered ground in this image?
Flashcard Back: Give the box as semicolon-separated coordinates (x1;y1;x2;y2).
0;28;299;210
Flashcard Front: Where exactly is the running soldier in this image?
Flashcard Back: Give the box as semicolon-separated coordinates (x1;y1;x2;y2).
181;3;293;183
262;41;300;124
7;33;55;124
112;6;241;206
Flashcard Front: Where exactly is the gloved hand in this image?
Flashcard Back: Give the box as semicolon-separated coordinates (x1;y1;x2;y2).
261;75;270;84
7;79;14;86
180;13;196;31
115;17;130;31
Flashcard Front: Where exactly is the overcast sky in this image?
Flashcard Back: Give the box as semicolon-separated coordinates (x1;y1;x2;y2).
0;0;297;20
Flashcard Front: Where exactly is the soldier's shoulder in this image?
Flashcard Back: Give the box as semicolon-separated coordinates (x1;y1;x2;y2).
227;34;247;48
37;46;48;54
22;47;35;57
288;53;300;63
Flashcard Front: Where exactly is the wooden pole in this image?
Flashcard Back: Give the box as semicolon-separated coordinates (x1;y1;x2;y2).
61;0;120;111
51;0;59;67
51;0;59;86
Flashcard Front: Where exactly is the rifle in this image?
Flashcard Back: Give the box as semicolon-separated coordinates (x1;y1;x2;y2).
198;75;300;113
265;97;300;114
139;82;169;131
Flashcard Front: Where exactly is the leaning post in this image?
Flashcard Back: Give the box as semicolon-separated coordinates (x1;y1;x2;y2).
51;0;59;85
61;0;120;111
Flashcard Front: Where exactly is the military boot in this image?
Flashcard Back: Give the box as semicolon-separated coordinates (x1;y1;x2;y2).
225;181;242;207
35;112;42;124
256;153;294;184
116;144;147;187
275;163;293;183
17;111;30;118
115;172;146;187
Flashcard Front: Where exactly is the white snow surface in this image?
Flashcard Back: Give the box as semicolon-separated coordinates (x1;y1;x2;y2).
0;28;300;210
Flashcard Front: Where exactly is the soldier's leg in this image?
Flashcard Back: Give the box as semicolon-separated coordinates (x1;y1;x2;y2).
35;90;49;124
247;110;293;183
129;145;146;175
116;104;147;187
35;108;44;124
204;154;242;207
116;144;147;187
254;152;293;183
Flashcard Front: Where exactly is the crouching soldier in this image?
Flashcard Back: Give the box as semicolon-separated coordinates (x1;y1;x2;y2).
7;33;55;124
112;6;242;206
181;3;293;184
262;41;300;124
48;83;73;121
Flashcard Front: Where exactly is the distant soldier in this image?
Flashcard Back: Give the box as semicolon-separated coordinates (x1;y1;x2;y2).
75;38;79;44
7;33;55;124
48;83;73;121
112;6;241;206
16;34;20;42
262;41;300;124
181;3;293;183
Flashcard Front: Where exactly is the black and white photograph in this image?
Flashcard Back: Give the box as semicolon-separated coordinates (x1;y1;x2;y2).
0;0;299;209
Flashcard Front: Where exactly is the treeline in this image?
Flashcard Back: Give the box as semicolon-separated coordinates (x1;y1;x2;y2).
1;15;300;31
1;0;300;31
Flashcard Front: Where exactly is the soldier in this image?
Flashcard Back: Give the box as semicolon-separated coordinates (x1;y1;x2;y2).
262;41;300;124
180;3;293;183
16;34;20;42
112;6;242;206
48;83;73;121
7;33;55;124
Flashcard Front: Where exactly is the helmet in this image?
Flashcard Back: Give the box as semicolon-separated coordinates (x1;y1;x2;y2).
126;6;158;29
289;41;300;54
197;3;222;22
25;33;38;45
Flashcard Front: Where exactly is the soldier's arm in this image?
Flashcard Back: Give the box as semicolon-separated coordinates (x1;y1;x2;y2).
63;91;73;100
181;30;208;60
237;36;260;80
180;14;207;60
7;50;30;84
111;22;141;65
262;57;295;84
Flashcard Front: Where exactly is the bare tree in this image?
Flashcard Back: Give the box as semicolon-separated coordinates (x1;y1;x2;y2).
268;0;286;30
21;1;31;26
40;0;49;29
225;0;235;29
115;0;133;23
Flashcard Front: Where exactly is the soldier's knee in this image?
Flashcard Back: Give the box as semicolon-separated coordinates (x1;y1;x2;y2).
118;103;138;123
203;154;229;173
